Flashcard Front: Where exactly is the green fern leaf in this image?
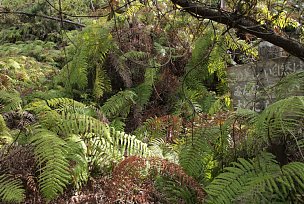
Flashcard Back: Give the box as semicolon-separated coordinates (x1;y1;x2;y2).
133;65;157;107
206;152;304;203
30;129;70;201
0;90;22;113
66;134;89;189
101;90;137;118
0;174;25;203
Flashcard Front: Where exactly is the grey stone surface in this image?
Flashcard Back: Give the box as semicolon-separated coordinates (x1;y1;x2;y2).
258;41;286;60
228;57;304;112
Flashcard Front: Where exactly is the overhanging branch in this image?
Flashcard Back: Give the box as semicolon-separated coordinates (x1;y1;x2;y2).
171;0;304;60
0;11;85;28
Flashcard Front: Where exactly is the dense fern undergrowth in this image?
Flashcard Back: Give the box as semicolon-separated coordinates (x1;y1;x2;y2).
1;0;304;203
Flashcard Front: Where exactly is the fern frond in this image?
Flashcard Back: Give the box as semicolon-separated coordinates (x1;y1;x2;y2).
56;22;113;98
28;98;149;172
274;71;304;100
59;48;88;91
133;66;157;107
255;96;304;141
93;64;112;99
208;37;227;79
178;125;223;183
110;118;126;131
155;176;199;204
121;50;149;61
46;97;86;109
225;34;258;59
110;52;132;87
30;129;70;201
281;162;304;192
100;90;137;118
234;108;258;124
65;134;89;189
0;115;12;148
0;174;25;203
185;29;213;86
206;152;304;203
0;90;22;113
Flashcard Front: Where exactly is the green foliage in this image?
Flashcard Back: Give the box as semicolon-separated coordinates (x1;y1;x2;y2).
122;50;150;61
10;96;149;201
26;97;150;160
0;40;62;65
65;135;89;189
208;37;227;82
274;71;304;100
155;175;199;204
225;34;258;61
30;129;70;201
57;22;113;99
0;174;25;203
109;118;126;131
0;56;58;95
174;87;210;116
1;0;303;202
0;115;13;148
133;66;158;107
0;2;62;43
101;90;137;119
0;90;22;113
206;152;304;203
185;29;213;88
255;96;304;143
178;132;217;183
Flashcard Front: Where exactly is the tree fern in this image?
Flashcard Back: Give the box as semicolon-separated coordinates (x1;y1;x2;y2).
30;129;70;201
187;29;213;73
184;29;213;89
0;174;25;203
208;36;228;83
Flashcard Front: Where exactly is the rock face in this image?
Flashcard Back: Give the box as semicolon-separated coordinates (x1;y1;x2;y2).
258;41;287;60
228;56;304;112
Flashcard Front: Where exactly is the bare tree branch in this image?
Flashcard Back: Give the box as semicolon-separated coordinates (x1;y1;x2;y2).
0;11;85;28
171;0;304;60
